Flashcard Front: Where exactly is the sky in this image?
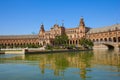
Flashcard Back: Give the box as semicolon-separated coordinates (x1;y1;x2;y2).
0;0;120;35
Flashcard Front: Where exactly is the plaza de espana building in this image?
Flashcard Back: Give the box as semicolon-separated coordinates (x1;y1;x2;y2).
0;18;120;48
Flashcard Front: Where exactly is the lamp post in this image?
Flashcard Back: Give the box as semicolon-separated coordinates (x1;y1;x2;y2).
115;27;119;49
115;27;118;43
108;29;111;42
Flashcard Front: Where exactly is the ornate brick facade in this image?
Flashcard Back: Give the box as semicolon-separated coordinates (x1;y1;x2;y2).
38;18;90;46
87;24;120;43
0;18;120;48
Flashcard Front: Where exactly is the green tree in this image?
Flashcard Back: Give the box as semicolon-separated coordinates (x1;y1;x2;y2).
54;36;61;45
0;44;2;49
79;38;93;49
54;34;68;46
45;44;53;51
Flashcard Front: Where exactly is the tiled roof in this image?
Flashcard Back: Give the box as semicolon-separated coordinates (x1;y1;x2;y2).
66;27;78;30
0;35;38;39
87;24;120;34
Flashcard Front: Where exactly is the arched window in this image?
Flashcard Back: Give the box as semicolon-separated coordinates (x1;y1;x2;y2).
93;39;95;42
96;39;99;42
104;38;107;42
100;38;103;42
76;40;78;44
109;38;112;42
43;41;46;45
70;40;72;44
118;37;120;42
113;37;116;42
73;40;74;44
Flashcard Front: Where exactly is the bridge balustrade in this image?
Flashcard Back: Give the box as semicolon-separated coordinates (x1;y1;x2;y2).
94;41;117;44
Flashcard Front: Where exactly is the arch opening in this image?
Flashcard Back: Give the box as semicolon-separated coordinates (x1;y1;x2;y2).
109;38;112;42
118;37;120;42
76;40;78;44
104;38;107;42
100;38;103;42
103;44;114;50
113;37;116;42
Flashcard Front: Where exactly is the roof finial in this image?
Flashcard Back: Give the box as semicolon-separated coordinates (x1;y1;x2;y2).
62;20;64;27
41;22;43;26
81;16;83;19
40;23;44;31
56;19;58;24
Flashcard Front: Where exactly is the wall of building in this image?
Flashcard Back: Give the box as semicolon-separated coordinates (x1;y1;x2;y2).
0;18;120;48
87;25;120;43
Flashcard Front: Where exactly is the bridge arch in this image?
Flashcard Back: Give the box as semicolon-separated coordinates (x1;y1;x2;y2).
102;43;114;50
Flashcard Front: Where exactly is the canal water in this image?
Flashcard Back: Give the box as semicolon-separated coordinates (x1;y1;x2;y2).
0;50;120;80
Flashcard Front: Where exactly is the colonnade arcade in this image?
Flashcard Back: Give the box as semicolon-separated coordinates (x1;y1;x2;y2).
0;38;39;48
68;39;80;45
92;37;120;43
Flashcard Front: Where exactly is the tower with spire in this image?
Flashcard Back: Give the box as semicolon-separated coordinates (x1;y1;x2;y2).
39;23;45;35
78;17;87;38
79;17;85;28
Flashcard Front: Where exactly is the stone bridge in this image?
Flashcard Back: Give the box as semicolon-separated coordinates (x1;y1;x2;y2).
86;24;120;50
93;41;120;50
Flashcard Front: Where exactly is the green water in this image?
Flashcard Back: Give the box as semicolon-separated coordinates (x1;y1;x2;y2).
0;50;120;80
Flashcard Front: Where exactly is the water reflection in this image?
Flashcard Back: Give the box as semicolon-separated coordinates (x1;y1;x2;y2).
34;51;93;79
93;50;120;67
0;50;120;80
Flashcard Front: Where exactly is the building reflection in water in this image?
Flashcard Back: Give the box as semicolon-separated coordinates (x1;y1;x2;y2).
37;51;120;79
25;52;93;79
0;50;120;79
93;50;120;72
